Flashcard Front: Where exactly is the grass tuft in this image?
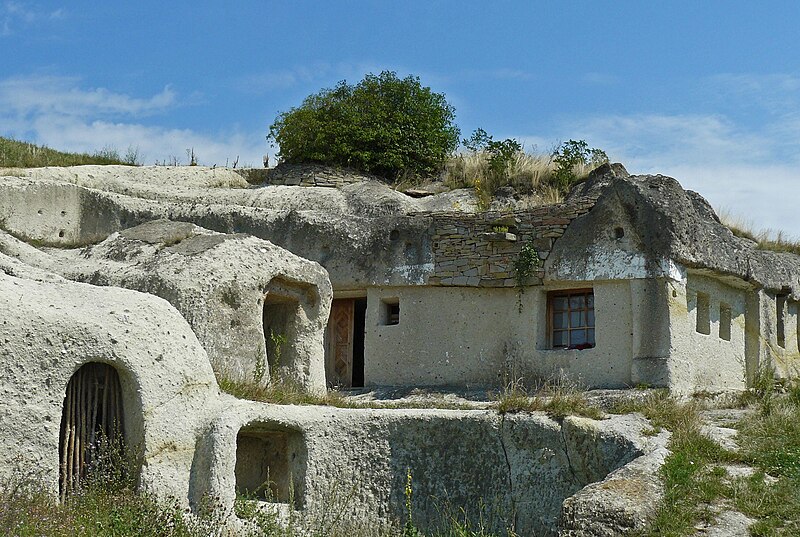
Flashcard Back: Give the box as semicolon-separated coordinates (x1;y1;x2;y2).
718;208;800;256
495;377;603;420
217;375;355;408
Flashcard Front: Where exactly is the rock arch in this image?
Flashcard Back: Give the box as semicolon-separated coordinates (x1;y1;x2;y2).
59;362;126;500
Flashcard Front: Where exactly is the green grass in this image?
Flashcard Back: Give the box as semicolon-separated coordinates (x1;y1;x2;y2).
608;392;737;536
0;136;141;168
612;383;800;536
3;467;513;537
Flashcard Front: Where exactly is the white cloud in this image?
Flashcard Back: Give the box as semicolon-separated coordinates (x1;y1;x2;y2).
0;75;176;118
1;1;64;36
29;116;267;168
0;75;266;167
530;111;800;239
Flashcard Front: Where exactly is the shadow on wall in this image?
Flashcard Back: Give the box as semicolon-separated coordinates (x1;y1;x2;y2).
234;423;307;508
262;277;318;386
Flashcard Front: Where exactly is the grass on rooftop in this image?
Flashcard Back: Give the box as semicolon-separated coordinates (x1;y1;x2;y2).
718;208;800;257
0;136;141;168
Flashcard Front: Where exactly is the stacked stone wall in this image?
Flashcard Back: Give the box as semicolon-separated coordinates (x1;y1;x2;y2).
421;197;598;287
238;163;383;187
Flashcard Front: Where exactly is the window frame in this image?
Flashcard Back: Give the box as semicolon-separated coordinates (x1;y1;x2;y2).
547;288;595;350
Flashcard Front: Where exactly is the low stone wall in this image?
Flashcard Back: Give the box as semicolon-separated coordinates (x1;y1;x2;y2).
425;197;598;287
238;163;384;187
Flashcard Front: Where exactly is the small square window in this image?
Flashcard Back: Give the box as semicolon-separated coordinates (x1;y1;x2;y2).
695;292;711;335
548;289;595;350
381;298;399;325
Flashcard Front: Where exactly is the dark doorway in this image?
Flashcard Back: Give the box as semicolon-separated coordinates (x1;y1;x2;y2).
352;298;367;387
325;296;367;388
59;362;125;501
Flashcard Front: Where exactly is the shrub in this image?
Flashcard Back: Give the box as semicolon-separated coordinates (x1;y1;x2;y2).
462;128;523;182
550;140;608;191
268;71;460;180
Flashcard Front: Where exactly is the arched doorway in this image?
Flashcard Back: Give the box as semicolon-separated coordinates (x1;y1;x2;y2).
59;362;125;500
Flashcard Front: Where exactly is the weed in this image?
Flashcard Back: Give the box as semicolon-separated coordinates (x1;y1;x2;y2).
495;376;603;420
403;469;421;537
0;458;193;537
443;137;605;210
511;239;541;287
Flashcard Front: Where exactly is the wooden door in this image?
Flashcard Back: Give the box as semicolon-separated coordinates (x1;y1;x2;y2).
326;299;354;387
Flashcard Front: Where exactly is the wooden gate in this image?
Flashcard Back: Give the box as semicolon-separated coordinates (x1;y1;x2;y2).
59;362;125;500
326;299;354;387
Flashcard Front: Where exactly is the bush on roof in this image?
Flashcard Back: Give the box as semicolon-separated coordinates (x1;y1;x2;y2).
267;71;460;181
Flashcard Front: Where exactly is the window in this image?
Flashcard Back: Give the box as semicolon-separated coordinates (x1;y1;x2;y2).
549;289;595;349
719;303;732;341
381;298;400;325
777;294;788;348
695;292;711;335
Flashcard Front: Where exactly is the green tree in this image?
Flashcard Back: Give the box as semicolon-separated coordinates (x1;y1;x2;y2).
268;71;460;180
550;139;608;191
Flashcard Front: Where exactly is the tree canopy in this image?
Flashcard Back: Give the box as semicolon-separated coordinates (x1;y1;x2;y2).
268;71;460;180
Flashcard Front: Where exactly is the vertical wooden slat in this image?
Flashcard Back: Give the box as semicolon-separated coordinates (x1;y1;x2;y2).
59;363;126;500
59;379;73;502
101;368;109;439
89;374;100;468
76;368;84;487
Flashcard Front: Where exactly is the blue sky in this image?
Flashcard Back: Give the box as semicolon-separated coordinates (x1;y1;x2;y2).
2;1;800;236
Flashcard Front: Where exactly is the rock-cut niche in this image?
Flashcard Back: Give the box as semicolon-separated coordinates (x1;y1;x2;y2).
234;423;307;508
58;362;126;501
262;278;310;382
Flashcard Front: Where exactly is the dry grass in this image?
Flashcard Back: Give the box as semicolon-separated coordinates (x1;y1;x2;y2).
0;136;141;168
718;208;800;256
442;149;601;209
495;377;603;419
444;150;554;194
218;375;357;408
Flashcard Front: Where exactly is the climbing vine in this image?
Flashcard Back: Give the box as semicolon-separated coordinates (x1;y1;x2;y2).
513;239;542;287
513;239;542;313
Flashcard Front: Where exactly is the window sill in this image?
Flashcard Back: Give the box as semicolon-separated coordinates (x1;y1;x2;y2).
545;345;596;352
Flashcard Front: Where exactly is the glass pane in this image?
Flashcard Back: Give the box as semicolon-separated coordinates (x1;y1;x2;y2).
587;329;595;345
587;294;594;308
587;310;595;327
570;295;584;309
570;311;582;328
571;330;587;345
553;312;567;329
553;330;565;347
553;297;568;311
